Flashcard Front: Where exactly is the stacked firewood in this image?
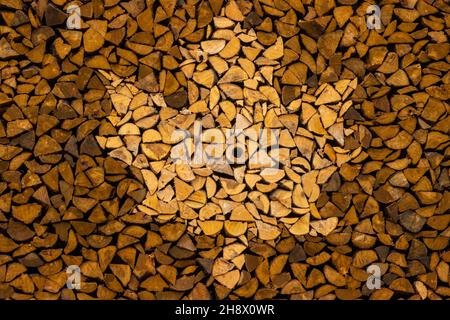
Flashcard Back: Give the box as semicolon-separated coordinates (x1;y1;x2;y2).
0;0;448;300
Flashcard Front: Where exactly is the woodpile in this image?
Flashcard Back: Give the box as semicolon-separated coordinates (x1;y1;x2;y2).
0;0;449;300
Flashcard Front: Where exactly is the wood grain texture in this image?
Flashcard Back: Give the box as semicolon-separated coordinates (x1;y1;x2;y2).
0;0;449;300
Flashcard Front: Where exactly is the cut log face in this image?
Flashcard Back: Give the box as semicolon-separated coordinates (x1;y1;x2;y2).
0;0;449;301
